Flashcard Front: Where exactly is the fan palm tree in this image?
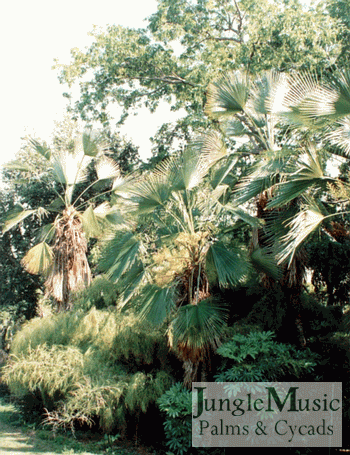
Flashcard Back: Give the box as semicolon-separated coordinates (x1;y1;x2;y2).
2;131;122;311
264;69;350;267
203;69;342;344
98;135;267;386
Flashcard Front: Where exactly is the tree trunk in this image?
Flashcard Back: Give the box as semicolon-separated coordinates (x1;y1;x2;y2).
45;207;91;311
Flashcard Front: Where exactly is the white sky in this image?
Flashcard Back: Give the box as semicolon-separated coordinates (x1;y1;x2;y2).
0;0;183;166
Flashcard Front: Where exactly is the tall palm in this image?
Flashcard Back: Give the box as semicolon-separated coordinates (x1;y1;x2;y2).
98;135;265;386
264;69;350;266
203;70;338;344
3;131;121;311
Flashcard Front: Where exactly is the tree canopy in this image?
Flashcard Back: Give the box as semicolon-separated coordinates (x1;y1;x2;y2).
55;0;343;158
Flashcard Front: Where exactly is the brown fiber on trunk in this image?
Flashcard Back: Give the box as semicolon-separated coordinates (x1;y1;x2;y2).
45;207;91;311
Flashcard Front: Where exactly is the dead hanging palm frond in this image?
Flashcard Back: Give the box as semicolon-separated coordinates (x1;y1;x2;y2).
45;207;91;311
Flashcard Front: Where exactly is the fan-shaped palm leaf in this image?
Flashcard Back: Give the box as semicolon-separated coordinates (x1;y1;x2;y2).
137;284;177;325
98;231;142;282
267;146;332;209
234;148;292;205
277;198;326;266
205;72;249;118
3;206;47;233
36;222;56;243
21;241;53;274
95;156;120;180
168;298;227;353
29;138;51;160
328;70;350;118
206;242;250;287
327;117;350;157
82;130;104;157
250;247;282;281
210;154;238;190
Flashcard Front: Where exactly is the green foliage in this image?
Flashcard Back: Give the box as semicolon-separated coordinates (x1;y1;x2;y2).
73;275;118;310
157;382;192;418
1;119;141;311
55;0;343;161
0;189;42;315
0;303;31;352
300;292;344;338
215;331;320;382
3;308;174;433
157;383;192;455
9;308;168;368
306;232;350;306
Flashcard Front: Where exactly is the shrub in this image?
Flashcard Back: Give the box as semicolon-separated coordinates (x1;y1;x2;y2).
9;307;170;369
157;382;193;455
3;308;175;434
215;331;320;382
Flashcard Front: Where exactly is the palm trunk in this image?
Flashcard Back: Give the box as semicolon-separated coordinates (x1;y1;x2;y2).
254;192;307;346
45;207;91;311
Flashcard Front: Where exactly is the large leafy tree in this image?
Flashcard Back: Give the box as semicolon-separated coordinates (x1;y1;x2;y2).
54;0;342;159
2;131;123;311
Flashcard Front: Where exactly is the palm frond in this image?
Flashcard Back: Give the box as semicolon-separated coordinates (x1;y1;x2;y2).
250;247;282;281
29;139;51;160
98;232;141;282
277;199;326;266
82;130;103;157
82;205;103;238
136;285;177;325
281;72;336;128
36;223;56;243
168;298;227;353
327;117;350;156
224;205;265;229
205;72;249;118
127;174;172;214
234;148;292;205
210;154;238;190
267;147;331;208
21;241;53;274
224;119;252;138
167;132;226;192
95;156;120;181
328;70;350;118
206;242;250;287
51;150;91;186
47;197;66;213
117;263;146;308
3;206;46;233
252;71;289;116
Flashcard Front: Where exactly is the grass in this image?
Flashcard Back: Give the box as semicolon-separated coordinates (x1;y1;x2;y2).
0;396;154;455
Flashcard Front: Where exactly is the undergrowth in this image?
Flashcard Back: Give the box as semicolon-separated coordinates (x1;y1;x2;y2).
2;308;175;435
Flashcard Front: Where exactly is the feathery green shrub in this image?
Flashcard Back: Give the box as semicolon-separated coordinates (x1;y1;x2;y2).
9;308;169;367
3;308;175;433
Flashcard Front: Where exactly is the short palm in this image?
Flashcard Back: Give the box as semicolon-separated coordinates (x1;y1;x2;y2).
99;137;258;385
